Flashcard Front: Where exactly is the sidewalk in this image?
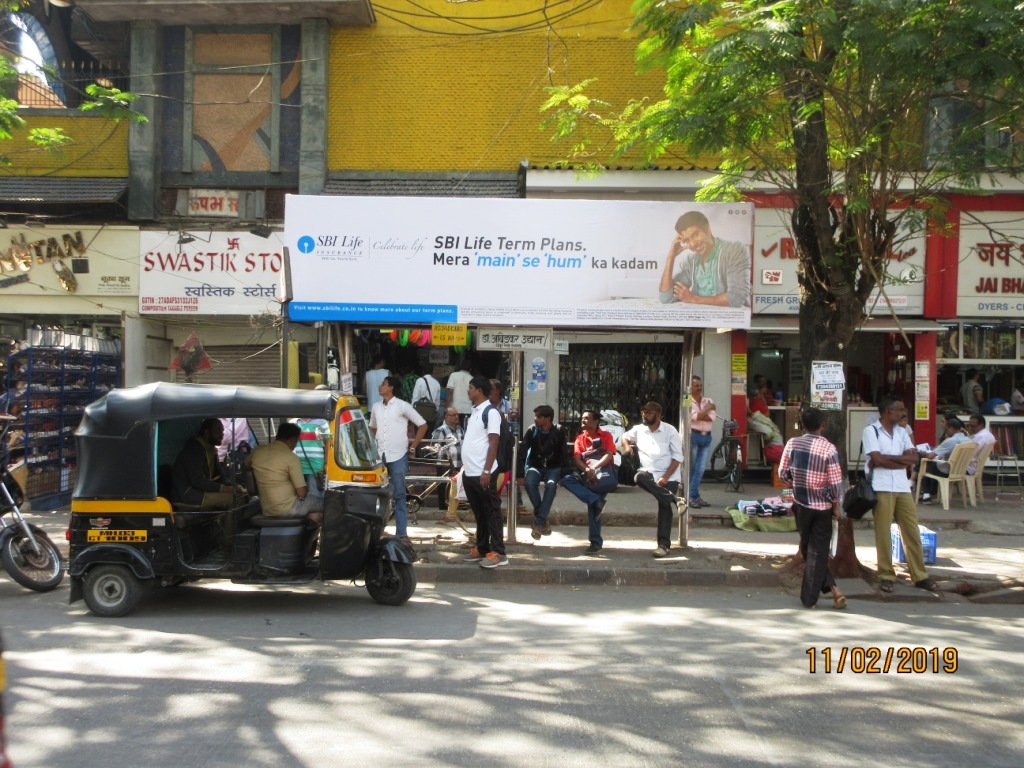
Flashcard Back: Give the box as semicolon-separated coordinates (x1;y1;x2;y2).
407;476;1024;604
22;476;1024;604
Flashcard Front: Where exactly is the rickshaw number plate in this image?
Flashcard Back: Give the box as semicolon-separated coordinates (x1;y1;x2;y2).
86;530;148;543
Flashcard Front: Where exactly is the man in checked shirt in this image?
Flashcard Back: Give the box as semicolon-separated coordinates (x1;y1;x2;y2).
779;408;848;610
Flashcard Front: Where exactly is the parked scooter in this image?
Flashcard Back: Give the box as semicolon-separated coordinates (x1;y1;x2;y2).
0;414;64;592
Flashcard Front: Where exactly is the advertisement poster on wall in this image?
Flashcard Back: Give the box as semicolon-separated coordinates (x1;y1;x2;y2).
138;231;284;315
284;196;754;329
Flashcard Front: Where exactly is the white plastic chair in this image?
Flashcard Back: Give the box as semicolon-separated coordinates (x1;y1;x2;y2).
915;441;977;510
969;441;995;504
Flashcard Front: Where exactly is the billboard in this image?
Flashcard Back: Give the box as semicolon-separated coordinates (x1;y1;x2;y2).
284;196;754;329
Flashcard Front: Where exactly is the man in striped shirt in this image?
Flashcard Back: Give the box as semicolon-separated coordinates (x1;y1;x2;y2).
779;408;847;610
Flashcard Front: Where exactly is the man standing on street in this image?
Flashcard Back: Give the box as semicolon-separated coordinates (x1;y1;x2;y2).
689;376;716;508
620;401;684;558
518;404;568;541
462;376;508;568
365;355;389;410
445;358;474;428
960;368;984;414
778;408;846;609
369;375;428;543
863;397;937;593
561;410;618;555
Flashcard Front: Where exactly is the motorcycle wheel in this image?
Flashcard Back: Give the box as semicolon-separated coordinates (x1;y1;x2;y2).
1;529;64;592
83;564;142;618
366;561;417;606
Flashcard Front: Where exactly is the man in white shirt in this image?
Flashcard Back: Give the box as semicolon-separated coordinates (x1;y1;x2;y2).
967;413;997;475
620;401;684;558
918;416;969;503
461;376;508;569
411;368;443;426
369;376;427;542
364;355;389;410
862;397;936;593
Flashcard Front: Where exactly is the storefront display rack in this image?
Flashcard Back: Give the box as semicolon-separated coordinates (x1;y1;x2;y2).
3;346;121;507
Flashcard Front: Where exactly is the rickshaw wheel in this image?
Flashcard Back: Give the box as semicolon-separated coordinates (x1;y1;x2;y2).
83;564;142;617
366;561;416;606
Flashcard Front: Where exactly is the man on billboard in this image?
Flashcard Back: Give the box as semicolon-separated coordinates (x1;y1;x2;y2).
658;210;751;308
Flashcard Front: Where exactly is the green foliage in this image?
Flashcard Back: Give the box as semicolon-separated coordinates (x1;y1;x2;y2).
79;84;148;123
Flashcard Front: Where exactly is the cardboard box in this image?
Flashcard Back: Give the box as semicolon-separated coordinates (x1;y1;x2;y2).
890;524;937;565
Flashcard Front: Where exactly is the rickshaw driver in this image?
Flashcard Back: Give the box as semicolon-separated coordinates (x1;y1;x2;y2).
171;418;246;510
246;422;324;524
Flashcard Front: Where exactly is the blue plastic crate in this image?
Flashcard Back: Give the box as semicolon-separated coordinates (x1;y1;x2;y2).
890;524;937;565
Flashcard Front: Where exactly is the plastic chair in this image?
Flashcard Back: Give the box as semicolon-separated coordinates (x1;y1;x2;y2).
969;441;995;504
915;441;978;510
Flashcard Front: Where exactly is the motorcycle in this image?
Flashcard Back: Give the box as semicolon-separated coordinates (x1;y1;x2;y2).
0;414;65;592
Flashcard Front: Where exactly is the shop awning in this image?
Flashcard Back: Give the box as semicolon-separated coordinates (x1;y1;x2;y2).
750;316;944;333
0;177;128;204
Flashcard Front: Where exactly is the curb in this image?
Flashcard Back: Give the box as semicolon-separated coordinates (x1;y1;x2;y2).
414;563;782;588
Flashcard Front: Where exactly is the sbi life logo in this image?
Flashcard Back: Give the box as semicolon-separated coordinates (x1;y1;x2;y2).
296;234;364;257
297;236;315;254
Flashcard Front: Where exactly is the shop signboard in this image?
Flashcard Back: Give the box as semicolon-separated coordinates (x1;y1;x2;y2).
0;226;138;314
284;196;754;329
957;212;1024;317
139;231;283;315
477;327;553;351
752;208;926;315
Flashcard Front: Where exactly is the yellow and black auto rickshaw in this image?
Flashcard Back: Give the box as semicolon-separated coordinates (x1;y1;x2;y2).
67;383;415;617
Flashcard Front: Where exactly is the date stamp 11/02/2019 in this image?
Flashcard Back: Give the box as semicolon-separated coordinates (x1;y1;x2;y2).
806;647;958;674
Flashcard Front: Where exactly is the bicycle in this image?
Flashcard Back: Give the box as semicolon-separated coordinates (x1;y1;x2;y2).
707;415;745;492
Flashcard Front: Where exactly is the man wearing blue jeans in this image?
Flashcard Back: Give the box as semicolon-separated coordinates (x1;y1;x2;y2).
689;375;715;507
561;410;618;555
369;375;427;543
517;404;568;540
620;401;684;558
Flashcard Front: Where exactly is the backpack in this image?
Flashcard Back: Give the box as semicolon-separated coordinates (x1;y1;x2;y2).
483;404;515;473
413;377;439;425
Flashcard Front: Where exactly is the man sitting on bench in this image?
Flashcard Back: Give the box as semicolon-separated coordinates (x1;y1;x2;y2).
171;418;246;510
246;422;324;525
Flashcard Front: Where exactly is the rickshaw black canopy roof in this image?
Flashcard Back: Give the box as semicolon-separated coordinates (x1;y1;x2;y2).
75;383;337;500
79;383;336;438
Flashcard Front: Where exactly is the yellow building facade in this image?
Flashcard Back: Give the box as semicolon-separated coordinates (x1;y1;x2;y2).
328;0;666;171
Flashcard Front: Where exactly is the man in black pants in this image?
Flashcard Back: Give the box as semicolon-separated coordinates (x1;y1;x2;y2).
460;376;508;569
778;408;847;609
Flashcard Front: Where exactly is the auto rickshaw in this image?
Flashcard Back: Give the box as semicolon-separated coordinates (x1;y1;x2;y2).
67;383;415;617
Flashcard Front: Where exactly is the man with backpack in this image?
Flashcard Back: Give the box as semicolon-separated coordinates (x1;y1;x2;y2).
517;404;568;541
411;367;442;428
462;376;510;569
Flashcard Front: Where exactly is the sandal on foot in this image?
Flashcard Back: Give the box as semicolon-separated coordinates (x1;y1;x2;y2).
834;595;847;610
914;578;938;591
879;580;895;593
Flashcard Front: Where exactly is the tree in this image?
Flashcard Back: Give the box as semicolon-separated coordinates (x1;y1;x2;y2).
543;0;1024;575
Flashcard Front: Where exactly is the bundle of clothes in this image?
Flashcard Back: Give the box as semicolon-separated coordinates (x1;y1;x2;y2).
737;495;793;517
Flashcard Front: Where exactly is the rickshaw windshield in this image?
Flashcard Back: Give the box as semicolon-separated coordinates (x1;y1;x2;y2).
334;407;381;470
